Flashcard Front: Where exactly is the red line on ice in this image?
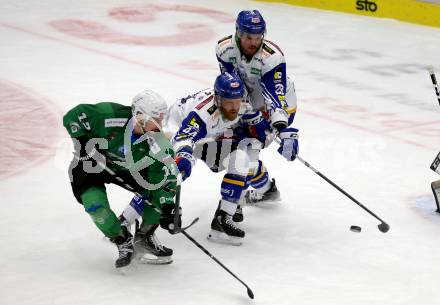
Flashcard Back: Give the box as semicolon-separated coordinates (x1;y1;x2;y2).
0;22;211;86
1;23;436;152
0;79;62;180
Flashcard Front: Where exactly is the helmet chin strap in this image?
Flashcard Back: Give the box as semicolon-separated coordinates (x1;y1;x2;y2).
137;115;162;134
134;114;148;135
140;123;147;135
150;118;162;132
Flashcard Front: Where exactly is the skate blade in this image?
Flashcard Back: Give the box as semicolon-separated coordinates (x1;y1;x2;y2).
115;262;136;275
207;230;243;246
138;253;173;265
242;195;281;206
247;197;282;207
256;198;281;207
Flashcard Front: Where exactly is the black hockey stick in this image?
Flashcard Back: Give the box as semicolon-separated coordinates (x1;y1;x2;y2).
173;184;182;234
296;155;390;233
110;162;253;297
171;181;254;299
89;155;199;231
274;137;389;232
428;65;440;106
180;230;254;299
167;183;199;234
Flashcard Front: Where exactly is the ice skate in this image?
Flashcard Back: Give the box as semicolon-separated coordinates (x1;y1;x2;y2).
110;228;135;269
245;178;280;205
232;205;244;222
208;209;244;246
134;224;173;265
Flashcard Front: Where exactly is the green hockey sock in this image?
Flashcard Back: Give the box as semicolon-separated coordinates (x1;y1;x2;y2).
81;187;122;238
141;205;161;227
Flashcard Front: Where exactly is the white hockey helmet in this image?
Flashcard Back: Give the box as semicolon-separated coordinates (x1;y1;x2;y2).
131;90;168;124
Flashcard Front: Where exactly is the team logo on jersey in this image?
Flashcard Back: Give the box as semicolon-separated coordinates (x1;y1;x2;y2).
188;116;201;129
274;71;282;80
229;57;237;64
118;145;128;156
251;67;261;75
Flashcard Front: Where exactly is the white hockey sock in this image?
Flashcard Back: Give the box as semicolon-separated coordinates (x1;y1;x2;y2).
254;178;271;195
220;199;238;215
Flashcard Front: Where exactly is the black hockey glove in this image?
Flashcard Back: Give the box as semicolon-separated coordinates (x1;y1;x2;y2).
160;204;182;234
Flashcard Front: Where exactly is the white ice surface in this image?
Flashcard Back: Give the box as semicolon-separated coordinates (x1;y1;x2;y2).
0;1;440;304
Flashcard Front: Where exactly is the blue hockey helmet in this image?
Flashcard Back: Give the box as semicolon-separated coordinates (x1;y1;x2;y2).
236;10;266;35
214;72;245;100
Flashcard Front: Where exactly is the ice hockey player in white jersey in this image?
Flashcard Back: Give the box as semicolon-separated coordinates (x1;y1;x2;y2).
216;10;299;205
122;72;259;245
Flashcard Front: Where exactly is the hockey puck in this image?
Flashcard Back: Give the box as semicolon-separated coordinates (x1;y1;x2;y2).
350;225;362;233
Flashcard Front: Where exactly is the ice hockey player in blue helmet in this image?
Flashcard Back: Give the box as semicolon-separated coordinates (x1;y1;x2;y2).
121;72;257;245
216;9;299;206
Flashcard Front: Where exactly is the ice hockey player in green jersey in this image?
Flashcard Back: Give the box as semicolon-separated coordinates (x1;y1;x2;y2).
63;90;180;268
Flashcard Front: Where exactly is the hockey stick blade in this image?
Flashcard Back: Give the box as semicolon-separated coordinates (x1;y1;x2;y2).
247;288;255;299
296;155;390;233
378;222;390;233
272;137;390;233
181;230;254;299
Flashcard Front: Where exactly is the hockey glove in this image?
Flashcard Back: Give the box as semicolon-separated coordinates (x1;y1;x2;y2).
175;146;196;181
277;128;299;161
241;112;270;143
160;204;182;234
232;125;247;143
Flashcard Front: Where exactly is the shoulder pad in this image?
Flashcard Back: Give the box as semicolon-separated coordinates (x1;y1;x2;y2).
193;94;219;121
218;35;233;46
260;41;285;73
195;95;214;110
262;43;275;55
263;40;284;56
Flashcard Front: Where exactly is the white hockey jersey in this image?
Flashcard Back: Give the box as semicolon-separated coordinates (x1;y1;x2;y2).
163;88;251;152
216;34;297;125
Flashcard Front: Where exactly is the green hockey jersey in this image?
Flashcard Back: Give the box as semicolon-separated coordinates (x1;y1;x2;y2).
63;102;177;204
